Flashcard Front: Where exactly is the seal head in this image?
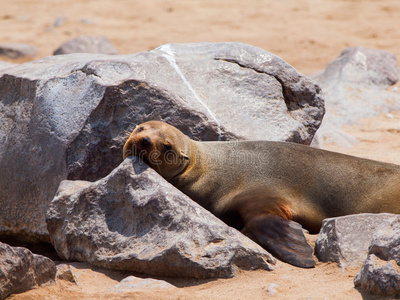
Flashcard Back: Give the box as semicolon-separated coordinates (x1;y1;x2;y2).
123;121;190;181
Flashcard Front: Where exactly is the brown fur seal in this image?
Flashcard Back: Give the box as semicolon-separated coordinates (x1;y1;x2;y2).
123;121;400;268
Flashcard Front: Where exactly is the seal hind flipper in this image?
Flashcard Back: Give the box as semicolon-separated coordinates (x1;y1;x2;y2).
243;214;316;268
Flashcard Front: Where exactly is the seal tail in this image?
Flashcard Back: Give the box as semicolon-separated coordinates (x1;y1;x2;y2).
242;214;316;268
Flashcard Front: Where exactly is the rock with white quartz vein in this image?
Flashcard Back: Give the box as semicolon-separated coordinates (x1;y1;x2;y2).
0;42;324;241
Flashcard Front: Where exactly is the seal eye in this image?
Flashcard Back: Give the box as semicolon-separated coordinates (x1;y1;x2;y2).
136;126;144;133
141;137;151;147
163;144;172;152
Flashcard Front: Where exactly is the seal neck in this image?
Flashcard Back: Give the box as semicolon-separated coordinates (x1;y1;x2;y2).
160;136;193;181
170;141;204;182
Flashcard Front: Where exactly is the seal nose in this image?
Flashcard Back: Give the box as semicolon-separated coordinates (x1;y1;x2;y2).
141;136;151;147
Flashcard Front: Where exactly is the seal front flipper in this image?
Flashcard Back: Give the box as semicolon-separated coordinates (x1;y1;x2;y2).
243;214;316;268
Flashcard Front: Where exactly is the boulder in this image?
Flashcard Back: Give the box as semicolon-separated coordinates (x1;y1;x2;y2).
0;61;17;71
315;213;397;268
46;157;275;279
53;35;118;55
354;216;400;295
354;254;400;295
0;43;37;59
311;47;400;147
108;276;176;293
0;42;324;241
0;242;56;300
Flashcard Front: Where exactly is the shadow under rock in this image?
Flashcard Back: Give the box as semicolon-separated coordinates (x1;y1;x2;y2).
0;236;61;261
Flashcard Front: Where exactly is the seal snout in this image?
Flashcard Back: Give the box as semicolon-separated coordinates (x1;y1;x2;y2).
123;134;154;160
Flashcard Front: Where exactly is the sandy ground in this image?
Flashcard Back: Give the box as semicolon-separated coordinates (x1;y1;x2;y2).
1;0;400;75
2;0;400;299
7;236;390;300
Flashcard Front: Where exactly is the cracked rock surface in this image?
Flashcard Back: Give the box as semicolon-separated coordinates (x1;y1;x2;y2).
315;213;398;268
46;157;275;278
0;42;324;241
354;216;400;295
0;242;56;300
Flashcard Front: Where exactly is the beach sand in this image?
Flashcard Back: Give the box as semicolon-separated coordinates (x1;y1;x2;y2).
2;1;400;298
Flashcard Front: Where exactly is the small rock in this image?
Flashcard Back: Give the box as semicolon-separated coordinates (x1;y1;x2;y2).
0;242;56;300
311;47;400;148
368;215;400;263
53;16;66;27
56;264;77;284
315;213;397;268
354;254;400;295
0;43;37;59
108;276;176;293
266;283;278;295
354;216;400;295
80;18;95;25
386;113;394;119
53;35;117;55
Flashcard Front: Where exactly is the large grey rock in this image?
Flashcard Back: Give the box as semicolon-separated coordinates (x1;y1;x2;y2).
354;216;400;295
315;214;397;268
0;242;56;300
46;157;275;279
154;43;324;143
0;61;17;71
53;35;118;55
311;47;400;147
0;42;324;241
0;43;37;59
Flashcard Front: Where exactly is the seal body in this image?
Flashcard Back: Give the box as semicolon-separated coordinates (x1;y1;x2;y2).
123;121;400;268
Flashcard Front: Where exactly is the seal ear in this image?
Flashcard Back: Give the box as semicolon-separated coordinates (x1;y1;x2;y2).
180;151;189;161
243;214;316;268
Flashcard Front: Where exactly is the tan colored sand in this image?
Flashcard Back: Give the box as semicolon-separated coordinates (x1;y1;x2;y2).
324;110;400;165
2;0;400;299
2;0;400;75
